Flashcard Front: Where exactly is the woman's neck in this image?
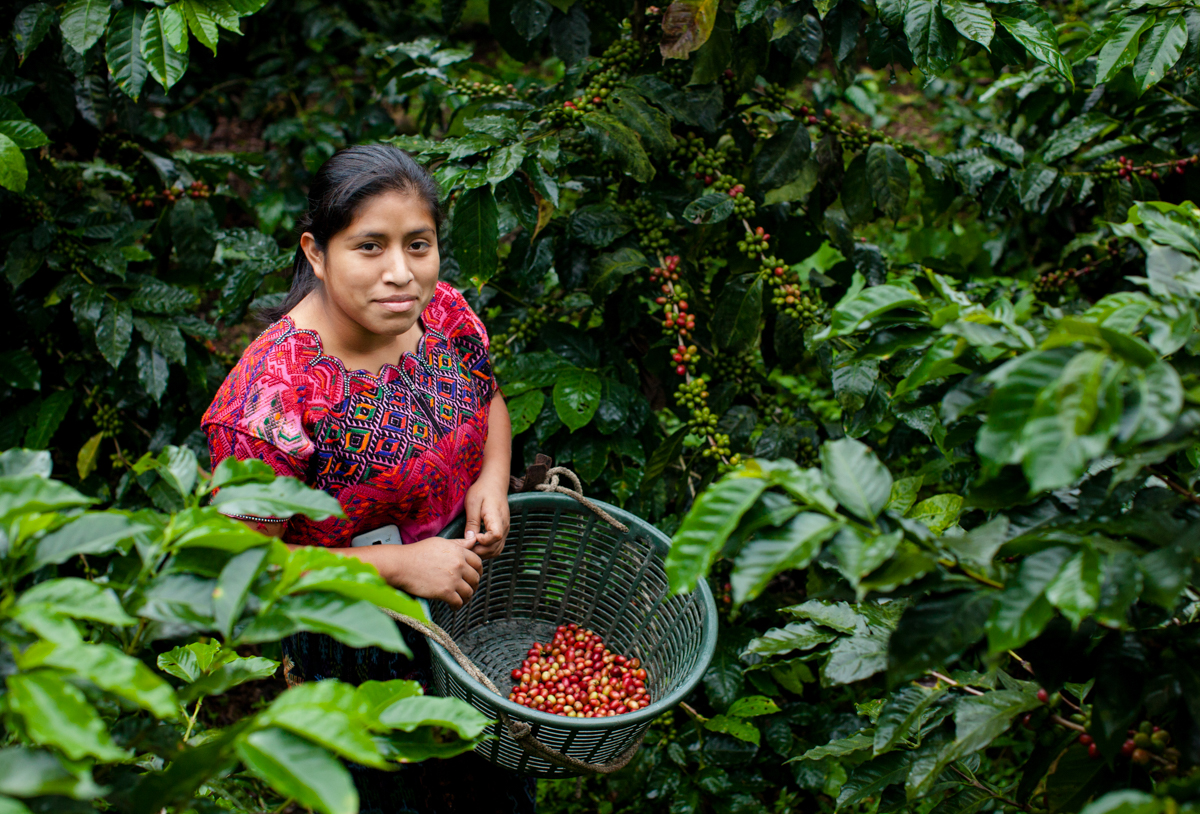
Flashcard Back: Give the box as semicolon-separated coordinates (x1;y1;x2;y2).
289;291;422;374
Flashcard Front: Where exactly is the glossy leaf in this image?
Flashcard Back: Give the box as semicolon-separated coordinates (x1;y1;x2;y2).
552;368;602;432
235;728;357;814
940;0;993;50
60;0;110;53
994;5;1072;85
7;670;129;761
106;6;149;100
820;438;893;522
667;473;768;593
1132;15;1187;95
451;186;499;288
730;512;842;605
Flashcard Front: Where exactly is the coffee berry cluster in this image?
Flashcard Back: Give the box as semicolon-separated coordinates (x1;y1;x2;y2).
710;175;756;218
491;308;550;362
507;624;650;717
1113;154;1198;181
737;226;770;258
650;255;696;344
546;33;639;124
1032;265;1091;298
127;181;211;209
449;78;520;100
628;199;672;254
676;379;718;432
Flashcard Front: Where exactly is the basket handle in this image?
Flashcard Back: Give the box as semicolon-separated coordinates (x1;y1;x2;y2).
530;465;629;534
382;607;643;775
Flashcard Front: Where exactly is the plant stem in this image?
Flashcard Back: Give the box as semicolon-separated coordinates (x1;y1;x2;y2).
269;798;294;814
950;764;1028;811
1049;713;1085;733
931;670;985;696
183;697;204;742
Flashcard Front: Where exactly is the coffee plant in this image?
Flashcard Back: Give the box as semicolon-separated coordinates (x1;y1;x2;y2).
0;448;488;814
5;0;1200;812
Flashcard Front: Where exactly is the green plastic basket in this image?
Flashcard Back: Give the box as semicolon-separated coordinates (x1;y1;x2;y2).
426;491;719;778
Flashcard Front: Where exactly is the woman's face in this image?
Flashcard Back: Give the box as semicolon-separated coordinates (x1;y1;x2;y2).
302;189;439;338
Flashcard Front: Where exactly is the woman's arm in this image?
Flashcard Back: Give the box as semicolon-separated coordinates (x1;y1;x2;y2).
464;394;511;558
234;521;482;608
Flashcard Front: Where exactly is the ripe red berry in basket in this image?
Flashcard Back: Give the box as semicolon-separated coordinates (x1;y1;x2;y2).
507;626;650;717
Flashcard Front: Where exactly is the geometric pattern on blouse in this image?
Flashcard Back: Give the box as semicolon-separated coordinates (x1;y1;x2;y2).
203;281;495;548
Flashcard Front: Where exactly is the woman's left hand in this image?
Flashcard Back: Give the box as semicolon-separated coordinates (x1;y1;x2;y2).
464;477;510;559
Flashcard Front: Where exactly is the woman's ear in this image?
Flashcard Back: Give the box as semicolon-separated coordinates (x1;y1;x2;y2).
300;233;325;281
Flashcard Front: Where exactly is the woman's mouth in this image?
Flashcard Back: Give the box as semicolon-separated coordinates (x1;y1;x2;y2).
376;296;416;313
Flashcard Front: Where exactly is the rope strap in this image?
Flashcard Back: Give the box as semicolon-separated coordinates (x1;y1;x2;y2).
533;467;629;534
381;467;641;775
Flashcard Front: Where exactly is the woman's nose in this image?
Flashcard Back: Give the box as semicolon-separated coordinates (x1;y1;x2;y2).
381;248;414;286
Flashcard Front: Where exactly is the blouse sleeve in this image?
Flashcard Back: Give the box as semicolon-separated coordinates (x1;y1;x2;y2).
438;284;497;405
203;367;315;522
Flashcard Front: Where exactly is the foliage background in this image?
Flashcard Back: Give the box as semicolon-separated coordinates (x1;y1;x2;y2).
4;0;1200;812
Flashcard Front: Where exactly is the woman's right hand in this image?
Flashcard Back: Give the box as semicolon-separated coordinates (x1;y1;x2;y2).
379;537;482;609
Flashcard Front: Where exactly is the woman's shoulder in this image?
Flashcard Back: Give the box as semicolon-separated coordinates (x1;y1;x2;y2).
202;317;326;428
425;281;489;345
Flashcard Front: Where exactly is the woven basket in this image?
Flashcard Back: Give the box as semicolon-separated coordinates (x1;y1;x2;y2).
426;492;719;777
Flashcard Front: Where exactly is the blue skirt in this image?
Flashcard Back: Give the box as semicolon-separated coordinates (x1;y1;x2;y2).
281;627;537;814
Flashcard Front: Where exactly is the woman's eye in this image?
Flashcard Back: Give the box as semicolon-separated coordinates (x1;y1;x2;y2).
410;241;430;251
360;242;380;251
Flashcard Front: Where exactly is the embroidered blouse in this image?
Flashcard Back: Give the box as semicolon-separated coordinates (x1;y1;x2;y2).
202;282;495;548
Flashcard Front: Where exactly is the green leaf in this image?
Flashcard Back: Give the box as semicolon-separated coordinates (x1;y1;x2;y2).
945;689;1041;764
214;547;270;639
378;696;493;739
24;390;73;450
908;494;962;534
940;0;993;50
33;513;149;567
743;621;838;658
106;5;148;100
730;512;842;605
888;591;994;682
705;714;760;745
141;6;189;89
450;186;499;288
12;4;56;64
842;154;873;224
486;142;526;186
753;120;812;189
257;683;388;768
284;548;428;626
235;728;357;814
784;599;860;633
179;0;220;52
667;473;769;593
820;284;925;339
60;0;110;53
16;577;137;627
608;89;674;156
660;0;719;59
866;143;909;220
682;194;736;225
793;731;874;761
95;299;133;369
183;656;279;700
712;275;763;353
1095;13;1153;84
506;389;544;436
728;695;781;717
211;478;344;521
994;5;1073;85
157;641;224;682
137;345;169;403
7;671;129;761
902;0;956;75
552;368;601;432
238;593;407;652
588;247;648;301
17;641;178;719
0;120;49;150
582;112;653;182
0;134;28;194
1132;15;1187;95
820;438;893;522
0;748;103;799
0;475;94;524
0;450;51;479
873;683;946;754
1045;548;1101;627
987;547;1072;653
1040;113;1118;162
0;348;39;390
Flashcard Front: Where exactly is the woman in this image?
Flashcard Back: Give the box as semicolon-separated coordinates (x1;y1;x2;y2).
202;144;534;813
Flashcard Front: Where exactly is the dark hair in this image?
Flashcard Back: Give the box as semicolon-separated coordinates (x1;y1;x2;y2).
262;143;442;322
